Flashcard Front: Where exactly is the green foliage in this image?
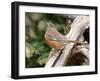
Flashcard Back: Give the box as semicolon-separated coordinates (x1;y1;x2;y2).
25;12;71;68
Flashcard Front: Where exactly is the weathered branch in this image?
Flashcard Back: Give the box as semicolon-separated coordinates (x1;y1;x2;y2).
45;16;89;67
45;50;62;67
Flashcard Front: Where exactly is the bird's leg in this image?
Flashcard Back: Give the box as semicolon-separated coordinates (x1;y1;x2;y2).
48;49;62;59
48;49;55;59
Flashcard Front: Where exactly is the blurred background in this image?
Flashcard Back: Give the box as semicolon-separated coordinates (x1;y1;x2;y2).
25;12;71;68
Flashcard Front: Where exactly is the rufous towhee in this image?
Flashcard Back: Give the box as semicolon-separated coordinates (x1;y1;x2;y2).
45;22;88;50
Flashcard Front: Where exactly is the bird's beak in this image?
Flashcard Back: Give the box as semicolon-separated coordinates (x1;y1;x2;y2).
47;22;54;27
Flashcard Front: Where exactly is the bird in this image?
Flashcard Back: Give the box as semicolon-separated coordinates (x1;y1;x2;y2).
45;22;88;50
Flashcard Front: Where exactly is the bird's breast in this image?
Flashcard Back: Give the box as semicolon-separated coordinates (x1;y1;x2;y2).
45;38;64;50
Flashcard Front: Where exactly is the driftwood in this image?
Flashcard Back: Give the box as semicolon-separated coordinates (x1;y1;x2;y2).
45;16;89;67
